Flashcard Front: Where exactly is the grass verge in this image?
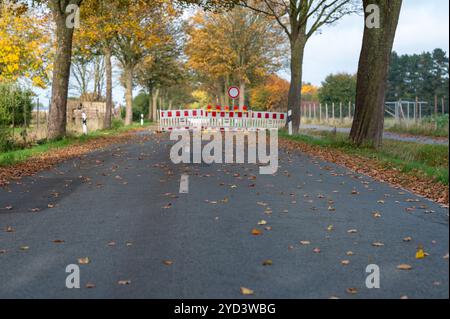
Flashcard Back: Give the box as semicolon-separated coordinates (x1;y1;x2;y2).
280;130;449;185
0;121;152;167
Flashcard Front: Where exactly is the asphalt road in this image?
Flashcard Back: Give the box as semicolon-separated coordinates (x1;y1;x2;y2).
0;131;448;299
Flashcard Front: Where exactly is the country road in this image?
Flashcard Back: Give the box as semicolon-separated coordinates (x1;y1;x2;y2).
0;131;448;299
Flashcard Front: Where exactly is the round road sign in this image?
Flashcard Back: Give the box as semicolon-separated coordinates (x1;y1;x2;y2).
228;86;240;99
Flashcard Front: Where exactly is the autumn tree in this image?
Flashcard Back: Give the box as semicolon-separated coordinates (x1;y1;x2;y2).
111;0;178;126
75;0;121;128
350;0;402;147
0;1;51;88
250;74;290;111
186;8;285;108
240;0;356;133
135;21;185;122
45;0;83;139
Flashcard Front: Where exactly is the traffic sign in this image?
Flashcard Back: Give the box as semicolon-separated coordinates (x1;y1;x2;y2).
228;86;240;99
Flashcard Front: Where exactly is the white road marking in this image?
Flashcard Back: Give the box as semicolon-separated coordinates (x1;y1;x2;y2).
179;174;189;194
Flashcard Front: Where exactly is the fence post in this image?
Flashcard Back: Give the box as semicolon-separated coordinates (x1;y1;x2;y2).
325;103;329;123
288;109;293;136
442;97;445;115
339;102;343;122
319;103;322;123
332;103;335;122
82;112;88;135
348;101;351;119
141;114;144;126
313;103;316;121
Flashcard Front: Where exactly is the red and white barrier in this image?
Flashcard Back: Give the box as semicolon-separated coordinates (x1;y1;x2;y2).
158;109;286;132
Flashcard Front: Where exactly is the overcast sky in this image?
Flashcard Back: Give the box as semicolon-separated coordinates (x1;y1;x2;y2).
37;0;449;107
301;0;450;86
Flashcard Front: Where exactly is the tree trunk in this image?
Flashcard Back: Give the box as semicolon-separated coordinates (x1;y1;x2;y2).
239;80;246;108
152;88;160;123
124;67;133;126
350;0;403;148
104;47;113;129
47;7;76;139
287;35;306;134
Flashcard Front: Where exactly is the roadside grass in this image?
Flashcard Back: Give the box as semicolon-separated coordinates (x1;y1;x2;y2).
280;130;449;185
0;121;152;167
386;122;449;138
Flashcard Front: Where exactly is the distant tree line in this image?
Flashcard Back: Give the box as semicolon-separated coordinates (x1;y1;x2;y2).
386;49;449;109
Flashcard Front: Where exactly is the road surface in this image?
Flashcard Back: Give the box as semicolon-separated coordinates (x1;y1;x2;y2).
0;131;448;299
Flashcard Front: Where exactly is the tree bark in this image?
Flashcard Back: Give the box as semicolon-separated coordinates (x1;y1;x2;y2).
350;0;403;148
239;80;246;108
104;47;113;129
152;88;160;123
287;34;306;134
124;67;133;126
47;2;78;139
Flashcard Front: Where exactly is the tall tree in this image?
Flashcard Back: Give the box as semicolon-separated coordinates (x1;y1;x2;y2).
186;8;285;108
240;0;356;133
46;0;83;139
350;0;402;147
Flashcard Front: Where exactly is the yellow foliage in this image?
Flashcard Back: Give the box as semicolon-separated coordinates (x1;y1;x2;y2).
0;1;51;88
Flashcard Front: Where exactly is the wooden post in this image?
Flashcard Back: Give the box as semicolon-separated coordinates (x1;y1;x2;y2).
36;97;40;132
414;97;418;124
325;103;329;122
339;102;343;122
319;103;322;123
313;103;316;120
434;94;438;118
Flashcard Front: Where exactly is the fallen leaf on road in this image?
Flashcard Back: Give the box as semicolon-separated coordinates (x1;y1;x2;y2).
300;241;311;245
162;203;172;209
251;228;262;236
85;283;96;289
262;259;273;266
347;229;358;234
346;288;358;295
20;246;29;251
257;202;268;207
240;287;254;295
372;242;385;247
5;226;15;233
372;211;382;218
341;260;350;265
327;225;334;232
403;237;412;242
346;251;354;256
30;208;40;213
313;248;321;254
0;249;7;254
397;264;413;270
328;206;335;212
78;257;90;264
2;205;13;210
163;260;174;266
47;204;55;208
118;280;131;285
52;239;65;244
258;220;267;226
443;253;449;260
107;241;116;247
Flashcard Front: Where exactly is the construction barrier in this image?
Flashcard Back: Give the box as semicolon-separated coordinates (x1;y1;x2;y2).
158;108;286;132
